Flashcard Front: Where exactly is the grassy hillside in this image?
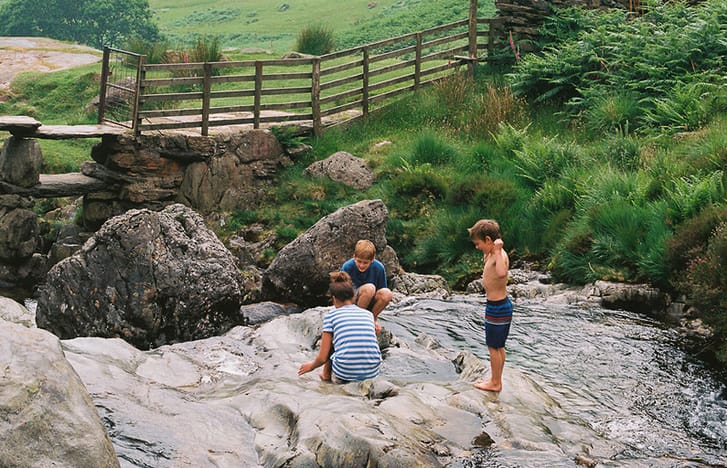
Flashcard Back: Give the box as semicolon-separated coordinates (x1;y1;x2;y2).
149;0;495;53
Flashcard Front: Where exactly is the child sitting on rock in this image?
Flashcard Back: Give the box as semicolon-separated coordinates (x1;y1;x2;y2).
298;271;382;382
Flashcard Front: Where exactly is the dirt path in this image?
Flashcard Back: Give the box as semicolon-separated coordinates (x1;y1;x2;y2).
0;37;102;90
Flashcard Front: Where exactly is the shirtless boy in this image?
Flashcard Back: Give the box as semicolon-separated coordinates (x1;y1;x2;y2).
468;219;512;392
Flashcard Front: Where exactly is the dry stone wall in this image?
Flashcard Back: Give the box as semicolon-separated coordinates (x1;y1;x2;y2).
495;0;632;51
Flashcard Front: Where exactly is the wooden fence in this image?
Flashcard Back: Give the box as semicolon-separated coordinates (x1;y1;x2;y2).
99;16;502;137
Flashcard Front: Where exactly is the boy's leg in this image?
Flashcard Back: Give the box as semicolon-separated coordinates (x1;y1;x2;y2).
369;288;392;334
474;346;505;392
355;284;376;310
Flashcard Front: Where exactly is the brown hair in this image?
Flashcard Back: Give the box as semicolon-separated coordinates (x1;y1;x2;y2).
468;219;501;241
328;271;355;301
353;239;376;260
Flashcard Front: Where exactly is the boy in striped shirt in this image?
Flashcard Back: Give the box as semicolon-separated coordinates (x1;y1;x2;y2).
298;271;382;382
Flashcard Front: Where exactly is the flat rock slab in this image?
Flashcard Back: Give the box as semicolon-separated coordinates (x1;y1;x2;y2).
0;116;42;132
35;173;108;197
24;124;127;139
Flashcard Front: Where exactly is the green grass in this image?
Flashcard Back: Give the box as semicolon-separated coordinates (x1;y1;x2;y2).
0;63;103;169
149;0;495;53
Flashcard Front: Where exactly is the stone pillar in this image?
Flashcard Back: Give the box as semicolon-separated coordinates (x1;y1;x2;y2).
0;137;45;293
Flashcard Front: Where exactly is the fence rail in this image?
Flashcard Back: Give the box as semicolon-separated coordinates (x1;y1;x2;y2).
99;15;502;137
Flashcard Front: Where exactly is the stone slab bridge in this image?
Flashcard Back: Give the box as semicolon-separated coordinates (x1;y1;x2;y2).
0;115;297;292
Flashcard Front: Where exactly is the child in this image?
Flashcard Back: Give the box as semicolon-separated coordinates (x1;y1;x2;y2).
340;239;392;334
468;219;512;393
298;271;382;382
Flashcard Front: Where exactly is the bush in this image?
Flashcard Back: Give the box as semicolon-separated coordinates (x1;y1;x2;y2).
664;171;725;224
406;131;460;166
295;24;335;55
513;137;582;189
682;222;727;322
579;90;642;135
466;84;526;137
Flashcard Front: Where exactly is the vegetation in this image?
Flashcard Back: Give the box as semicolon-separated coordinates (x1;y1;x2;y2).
295;24;335;55
147;0;494;53
0;0;159;49
0;0;723;362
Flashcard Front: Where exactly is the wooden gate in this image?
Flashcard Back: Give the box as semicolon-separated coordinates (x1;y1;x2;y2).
97;47;144;132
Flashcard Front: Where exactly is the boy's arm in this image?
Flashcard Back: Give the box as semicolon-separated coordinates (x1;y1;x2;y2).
298;332;333;376
492;239;509;279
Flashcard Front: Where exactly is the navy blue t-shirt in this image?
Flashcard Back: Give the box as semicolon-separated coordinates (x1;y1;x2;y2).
341;258;387;290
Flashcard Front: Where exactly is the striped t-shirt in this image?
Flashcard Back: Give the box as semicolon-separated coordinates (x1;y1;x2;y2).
323;304;382;381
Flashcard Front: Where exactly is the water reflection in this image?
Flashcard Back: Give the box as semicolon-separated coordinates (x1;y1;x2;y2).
382;295;727;466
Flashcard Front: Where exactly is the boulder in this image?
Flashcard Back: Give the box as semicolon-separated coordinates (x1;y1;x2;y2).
262;199;391;307
0;316;118;468
0;207;39;260
304;150;375;190
0;295;35;328
392;272;450;299
36;204;245;349
588;280;669;317
61;306;495;467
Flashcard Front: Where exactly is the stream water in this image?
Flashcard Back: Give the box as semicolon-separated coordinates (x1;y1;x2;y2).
381;295;727;467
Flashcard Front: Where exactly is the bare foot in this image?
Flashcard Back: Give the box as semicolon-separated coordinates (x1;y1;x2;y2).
319;371;331;382
474;380;502;392
374;321;382;335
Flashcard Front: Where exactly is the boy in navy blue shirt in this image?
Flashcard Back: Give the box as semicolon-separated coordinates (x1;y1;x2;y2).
341;240;392;334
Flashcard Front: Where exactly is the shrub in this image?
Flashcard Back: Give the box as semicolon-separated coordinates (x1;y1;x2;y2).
642;80;722;133
664;171;724;224
431;72;474;112
189;36;223;63
124;36;169;64
513;137;582;189
295;24;335;55
405;131;460;166
579;90;642;135
593;135;642;172
491;122;529;159
681;222;727;325
391;162;448;201
665;205;727;284
467;84;526;137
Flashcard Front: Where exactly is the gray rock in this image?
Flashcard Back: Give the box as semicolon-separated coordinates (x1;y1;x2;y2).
304;150;375;190
0;136;42;187
0;295;35;328
239;301;301;325
0;207;38;260
0;317;119;468
61;306;498;467
263;199;389;307
36;204;245;349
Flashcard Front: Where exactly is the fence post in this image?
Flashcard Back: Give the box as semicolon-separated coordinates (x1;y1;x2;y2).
254;61;263;129
133;54;145;137
414;33;422;89
468;0;478;78
98;47;111;124
311;58;322;138
202;63;212;136
362;47;370;117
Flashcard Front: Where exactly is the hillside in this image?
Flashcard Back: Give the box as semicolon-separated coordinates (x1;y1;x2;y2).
149;0;494;52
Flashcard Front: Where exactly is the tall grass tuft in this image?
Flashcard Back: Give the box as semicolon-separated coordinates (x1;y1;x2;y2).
407;131;460;166
189;36;223;63
467;83;526;137
295;24;335;55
